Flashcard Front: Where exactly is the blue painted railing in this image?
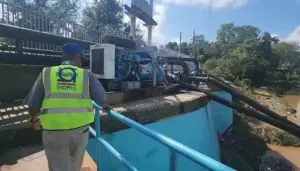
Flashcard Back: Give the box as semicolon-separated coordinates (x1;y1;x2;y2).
89;102;236;171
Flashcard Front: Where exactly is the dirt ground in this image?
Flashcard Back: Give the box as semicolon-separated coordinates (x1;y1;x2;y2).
220;88;300;171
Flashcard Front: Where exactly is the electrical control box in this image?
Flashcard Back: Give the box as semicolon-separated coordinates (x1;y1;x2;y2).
90;44;115;79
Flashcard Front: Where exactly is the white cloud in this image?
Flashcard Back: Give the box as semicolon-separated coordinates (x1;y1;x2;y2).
272;26;300;45
148;4;168;45
271;33;279;38
284;26;300;44
162;0;249;9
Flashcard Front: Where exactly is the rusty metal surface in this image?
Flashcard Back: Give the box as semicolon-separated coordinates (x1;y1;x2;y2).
0;145;97;171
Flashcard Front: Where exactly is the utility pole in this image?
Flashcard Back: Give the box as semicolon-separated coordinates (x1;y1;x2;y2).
193;28;195;57
179;32;182;54
121;0;124;17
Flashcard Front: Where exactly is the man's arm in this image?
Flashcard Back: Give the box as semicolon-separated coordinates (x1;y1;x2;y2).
23;73;45;120
89;72;107;106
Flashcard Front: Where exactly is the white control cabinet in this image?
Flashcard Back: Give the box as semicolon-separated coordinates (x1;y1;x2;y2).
90;44;115;79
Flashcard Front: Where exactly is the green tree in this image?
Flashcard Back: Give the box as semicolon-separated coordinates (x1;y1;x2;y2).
4;0;80;45
273;42;300;70
180;42;190;55
205;23;269;85
82;0;123;30
216;23;236;54
260;32;280;68
49;0;80;21
165;42;179;51
81;0;147;45
216;23;260;55
123;23;146;46
165;22;300;87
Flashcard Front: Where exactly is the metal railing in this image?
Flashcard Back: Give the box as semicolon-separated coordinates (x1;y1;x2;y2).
0;0;131;43
89;102;236;171
0;0;190;59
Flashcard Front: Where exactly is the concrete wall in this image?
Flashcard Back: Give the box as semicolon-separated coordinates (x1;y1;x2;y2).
87;91;233;171
0;64;44;102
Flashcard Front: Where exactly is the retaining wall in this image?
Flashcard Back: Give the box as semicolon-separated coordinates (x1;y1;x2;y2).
87;91;233;171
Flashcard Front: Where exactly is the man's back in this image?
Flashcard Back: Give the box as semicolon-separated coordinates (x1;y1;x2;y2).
24;64;107;110
23;43;107;171
24;63;107;171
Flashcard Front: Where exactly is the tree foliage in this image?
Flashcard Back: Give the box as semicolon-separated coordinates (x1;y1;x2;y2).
82;0;123;29
1;0;80;44
10;0;80;25
81;0;146;45
165;23;300;86
6;0;147;45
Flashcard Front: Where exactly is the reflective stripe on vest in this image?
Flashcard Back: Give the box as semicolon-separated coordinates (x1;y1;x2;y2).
40;65;94;130
42;107;94;115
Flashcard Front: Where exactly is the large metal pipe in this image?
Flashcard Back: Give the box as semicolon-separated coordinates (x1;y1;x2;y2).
167;74;300;138
189;76;300;129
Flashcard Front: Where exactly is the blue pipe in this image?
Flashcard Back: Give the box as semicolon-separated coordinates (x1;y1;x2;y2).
92;102;235;171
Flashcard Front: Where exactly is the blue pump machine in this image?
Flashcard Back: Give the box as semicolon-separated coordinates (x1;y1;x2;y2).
90;44;166;91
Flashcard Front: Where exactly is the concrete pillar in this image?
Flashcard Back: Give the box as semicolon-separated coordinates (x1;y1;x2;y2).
149;0;153;16
147;25;152;45
130;14;136;38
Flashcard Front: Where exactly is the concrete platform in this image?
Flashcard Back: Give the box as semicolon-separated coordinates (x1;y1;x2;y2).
0;145;97;171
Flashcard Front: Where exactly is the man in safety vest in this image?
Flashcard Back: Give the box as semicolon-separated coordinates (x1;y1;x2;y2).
23;43;107;171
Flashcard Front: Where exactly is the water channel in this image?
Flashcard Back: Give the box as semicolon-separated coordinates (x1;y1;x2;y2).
266;95;300;169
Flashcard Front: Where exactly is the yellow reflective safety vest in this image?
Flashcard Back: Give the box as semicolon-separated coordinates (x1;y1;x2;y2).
40;65;94;130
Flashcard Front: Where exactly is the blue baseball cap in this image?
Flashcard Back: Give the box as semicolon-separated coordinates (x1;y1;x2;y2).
63;43;88;61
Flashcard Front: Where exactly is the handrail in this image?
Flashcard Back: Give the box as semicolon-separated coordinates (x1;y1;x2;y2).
89;127;138;171
89;108;138;171
92;102;236;171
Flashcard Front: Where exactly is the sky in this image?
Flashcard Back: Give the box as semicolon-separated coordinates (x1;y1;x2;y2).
84;0;300;46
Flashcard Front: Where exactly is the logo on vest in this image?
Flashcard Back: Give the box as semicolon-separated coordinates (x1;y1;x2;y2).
56;67;78;91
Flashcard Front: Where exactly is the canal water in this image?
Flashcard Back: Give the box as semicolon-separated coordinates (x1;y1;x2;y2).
283;95;300;115
266;95;300;169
